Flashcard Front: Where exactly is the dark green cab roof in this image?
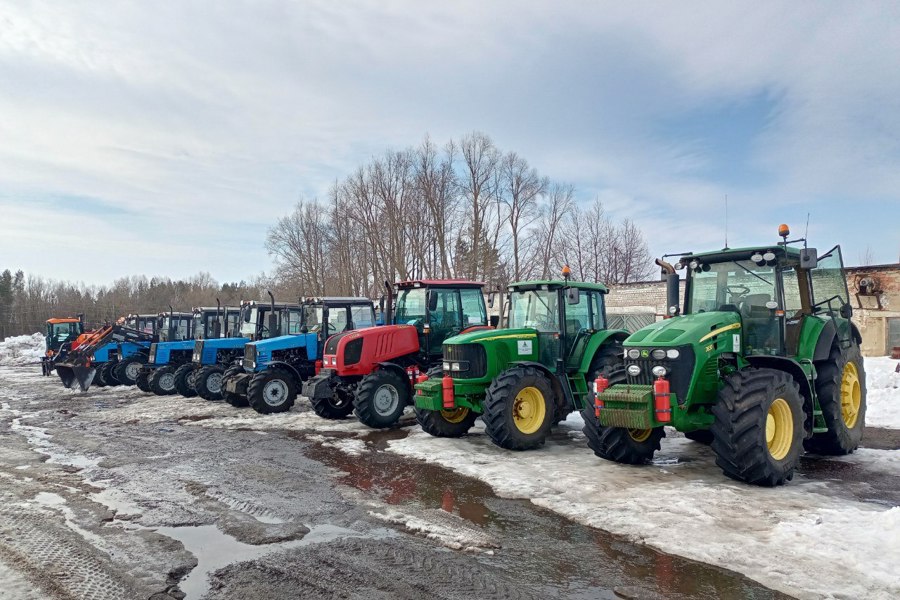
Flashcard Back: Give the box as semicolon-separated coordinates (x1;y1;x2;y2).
508;280;609;293
686;245;801;262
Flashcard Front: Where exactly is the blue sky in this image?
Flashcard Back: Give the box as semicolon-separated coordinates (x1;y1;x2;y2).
1;1;898;285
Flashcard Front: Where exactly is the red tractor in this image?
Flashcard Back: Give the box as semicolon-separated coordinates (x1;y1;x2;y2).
302;279;492;428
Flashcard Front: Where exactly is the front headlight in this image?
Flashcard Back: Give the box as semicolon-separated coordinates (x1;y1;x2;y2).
650;349;666;360
652;365;667;377
627;349;640;359
666;348;680;359
443;361;451;371
451;362;461;371
627;364;641;377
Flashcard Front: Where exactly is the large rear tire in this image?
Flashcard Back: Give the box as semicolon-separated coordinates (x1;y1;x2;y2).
684;430;714;444
805;343;866;455
415;406;478;438
248;368;297;414
195;365;226;401
173;364;197;397
93;364;109;387
483;365;554;450
149;366;177;395
311;388;355;420
354;369;410;428
711;368;804;486
222;366;248;407
102;361;122;386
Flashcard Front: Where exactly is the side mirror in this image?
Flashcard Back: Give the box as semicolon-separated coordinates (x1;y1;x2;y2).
800;248;818;269
840;303;852;319
487;292;496;309
427;289;439;312
489;315;500;327
378;295;385;313
243;307;252;323
268;313;280;337
566;287;580;305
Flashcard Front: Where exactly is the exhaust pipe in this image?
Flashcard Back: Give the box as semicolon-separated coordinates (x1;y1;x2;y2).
656;258;680;318
384;281;393;326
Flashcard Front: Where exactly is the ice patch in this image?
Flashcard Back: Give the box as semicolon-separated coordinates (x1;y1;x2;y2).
866;356;900;429
386;426;900;600
368;506;499;552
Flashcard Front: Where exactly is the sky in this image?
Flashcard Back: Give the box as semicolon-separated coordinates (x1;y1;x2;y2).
1;1;899;286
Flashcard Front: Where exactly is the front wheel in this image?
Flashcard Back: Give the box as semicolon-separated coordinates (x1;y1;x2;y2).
311;388;355;420
582;402;665;463
222;366;248;407
248;368;297;414
711;368;804;486
102;361;122;386
135;369;152;392
354;369;410;428
482;366;555;450
115;356;145;386
195;365;226;401
150;366;177;395
415;406;478;438
173;364;197;397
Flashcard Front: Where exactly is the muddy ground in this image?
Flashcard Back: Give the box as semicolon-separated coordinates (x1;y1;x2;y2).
2;365;877;599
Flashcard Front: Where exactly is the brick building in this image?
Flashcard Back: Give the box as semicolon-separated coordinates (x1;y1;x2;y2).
606;263;900;357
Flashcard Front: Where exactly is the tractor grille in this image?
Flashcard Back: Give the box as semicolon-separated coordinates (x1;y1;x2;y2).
444;344;487;379
324;331;353;356
624;345;694;405
243;345;258;370
344;338;363;366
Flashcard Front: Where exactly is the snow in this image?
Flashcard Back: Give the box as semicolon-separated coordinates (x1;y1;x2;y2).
0;333;44;367
866;356;900;429
385;416;900;600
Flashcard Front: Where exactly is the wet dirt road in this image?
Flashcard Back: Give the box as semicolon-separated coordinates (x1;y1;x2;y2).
1;366;799;599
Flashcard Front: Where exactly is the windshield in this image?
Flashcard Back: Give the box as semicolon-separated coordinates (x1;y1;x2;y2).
159;318;171;341
395;288;427;324
507;290;559;332
49;322;77;343
240;308;259;337
303;305;324;330
688;260;777;314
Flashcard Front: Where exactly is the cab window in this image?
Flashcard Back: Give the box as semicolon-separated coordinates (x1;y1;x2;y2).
351;305;375;329
460;288;488;327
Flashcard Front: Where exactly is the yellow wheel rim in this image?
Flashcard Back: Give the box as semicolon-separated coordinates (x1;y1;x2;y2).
840;361;861;428
513;386;546;434
628;429;652;443
441;407;469;424
766;397;793;461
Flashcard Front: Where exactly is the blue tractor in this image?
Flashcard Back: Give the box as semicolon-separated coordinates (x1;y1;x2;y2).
176;293;302;400
134;308;197;393
139;304;242;394
222;296;376;413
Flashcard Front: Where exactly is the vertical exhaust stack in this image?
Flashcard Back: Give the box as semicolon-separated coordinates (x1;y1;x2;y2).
266;290;280;337
384;281;394;326
168;304;175;340
214;298;222;338
656;258;680;318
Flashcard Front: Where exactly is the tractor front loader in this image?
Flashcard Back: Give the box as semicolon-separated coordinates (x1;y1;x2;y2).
41;315;87;376
56;323;156;391
303;280;490;428
223;296;376;413
414;270;628;450
586;225;866;486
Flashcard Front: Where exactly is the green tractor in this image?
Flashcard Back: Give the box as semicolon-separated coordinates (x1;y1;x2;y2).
414;273;628;450
585;225;866;486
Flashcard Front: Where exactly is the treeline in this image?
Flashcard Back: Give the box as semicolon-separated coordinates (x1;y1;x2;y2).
0;270;265;338
266;132;654;297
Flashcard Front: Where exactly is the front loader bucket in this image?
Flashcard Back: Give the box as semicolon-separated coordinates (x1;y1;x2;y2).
57;365;96;391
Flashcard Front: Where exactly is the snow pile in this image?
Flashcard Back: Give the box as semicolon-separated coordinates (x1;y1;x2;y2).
0;333;45;366
386;416;900;600
866;356;900;429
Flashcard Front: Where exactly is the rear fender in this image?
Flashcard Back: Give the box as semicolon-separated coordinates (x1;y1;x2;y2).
577;329;629;373
745;355;815;436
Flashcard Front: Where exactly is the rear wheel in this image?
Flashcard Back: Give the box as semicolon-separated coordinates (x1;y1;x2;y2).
135;369;152;392
415;406;478;438
248;368;297;414
222;366;248;407
354;369;410;428
483;366;554;450
173;364;197;397
115;356;145;386
805;343;866;455
93;364;109;387
311;387;355;419
195;365;226;401
711;368;804;486
150;366;177;395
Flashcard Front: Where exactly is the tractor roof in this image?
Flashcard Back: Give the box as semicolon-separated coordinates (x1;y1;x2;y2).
686;245;802;263
509;280;610;293
46;318;81;324
158;312;193;318
396;279;485;289
193;306;239;313
301;296;373;306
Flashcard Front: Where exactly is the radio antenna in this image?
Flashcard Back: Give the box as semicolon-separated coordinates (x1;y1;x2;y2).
724;194;729;249
804;212;810;247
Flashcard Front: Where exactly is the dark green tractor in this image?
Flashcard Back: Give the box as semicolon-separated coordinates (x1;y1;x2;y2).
586;225;866;486
414;275;628;450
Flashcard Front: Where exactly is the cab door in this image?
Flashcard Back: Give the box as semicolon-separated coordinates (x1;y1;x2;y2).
810;245;853;344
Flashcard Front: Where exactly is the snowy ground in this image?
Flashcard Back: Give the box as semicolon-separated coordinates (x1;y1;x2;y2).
867;356;900;429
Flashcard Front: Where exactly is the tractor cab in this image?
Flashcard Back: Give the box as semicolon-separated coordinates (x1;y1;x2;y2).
191;305;240;340
124;314;160;337
157;312;194;342
237;299;303;341
45;317;85;354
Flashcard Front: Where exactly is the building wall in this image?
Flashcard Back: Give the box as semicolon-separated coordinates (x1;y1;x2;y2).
606;263;900;357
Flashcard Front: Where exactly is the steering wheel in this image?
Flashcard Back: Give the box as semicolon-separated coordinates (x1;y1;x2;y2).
725;285;751;297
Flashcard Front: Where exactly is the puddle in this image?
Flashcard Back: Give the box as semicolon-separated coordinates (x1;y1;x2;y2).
89;487;144;517
156;523;388;599
33;492;109;551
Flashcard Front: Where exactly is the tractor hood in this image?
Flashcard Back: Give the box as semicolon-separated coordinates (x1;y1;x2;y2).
445;327;535;346
201;337;249;349
624;311;741;347
248;333;317;353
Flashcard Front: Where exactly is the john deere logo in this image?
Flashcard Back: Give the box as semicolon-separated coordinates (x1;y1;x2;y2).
641;349;650;358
